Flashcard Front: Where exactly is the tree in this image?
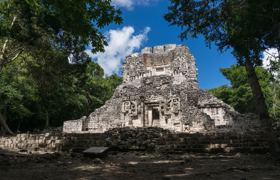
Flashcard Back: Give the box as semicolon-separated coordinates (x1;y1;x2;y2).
264;50;280;120
0;0;122;71
209;65;279;120
0;51;123;133
25;49;85;128
79;62;122;115
0;0;122;134
0;54;38;134
165;0;280;129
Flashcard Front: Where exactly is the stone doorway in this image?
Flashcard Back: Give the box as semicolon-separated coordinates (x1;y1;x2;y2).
152;108;160;127
152;108;160;120
147;105;160;127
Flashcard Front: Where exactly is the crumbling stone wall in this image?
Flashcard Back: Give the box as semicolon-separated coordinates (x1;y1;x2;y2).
63;118;85;133
63;44;261;134
0;133;64;153
0;128;274;154
104;128;271;153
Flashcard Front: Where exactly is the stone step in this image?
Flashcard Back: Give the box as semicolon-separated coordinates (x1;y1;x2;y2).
152;120;160;127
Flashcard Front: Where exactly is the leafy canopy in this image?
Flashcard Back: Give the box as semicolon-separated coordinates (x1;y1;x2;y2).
165;0;280;63
0;0;122;64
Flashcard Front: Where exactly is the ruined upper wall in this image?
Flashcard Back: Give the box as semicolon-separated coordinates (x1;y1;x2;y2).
123;44;198;87
141;44;177;54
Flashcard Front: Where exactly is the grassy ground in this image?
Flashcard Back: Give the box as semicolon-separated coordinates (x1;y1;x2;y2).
0;150;280;180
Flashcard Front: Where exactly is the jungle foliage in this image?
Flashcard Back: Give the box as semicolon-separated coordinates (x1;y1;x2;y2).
0;0;122;134
209;65;280;121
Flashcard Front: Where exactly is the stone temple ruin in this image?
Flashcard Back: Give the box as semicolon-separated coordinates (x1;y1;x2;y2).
63;44;259;133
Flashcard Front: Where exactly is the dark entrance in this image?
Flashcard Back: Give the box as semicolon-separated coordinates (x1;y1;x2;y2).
152;108;160;126
152;108;160;120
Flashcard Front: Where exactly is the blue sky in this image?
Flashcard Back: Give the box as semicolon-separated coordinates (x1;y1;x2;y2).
87;0;238;89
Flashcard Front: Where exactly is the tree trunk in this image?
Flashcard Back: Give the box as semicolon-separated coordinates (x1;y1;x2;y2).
0;112;14;135
244;58;279;153
245;58;271;130
45;110;49;129
244;58;271;130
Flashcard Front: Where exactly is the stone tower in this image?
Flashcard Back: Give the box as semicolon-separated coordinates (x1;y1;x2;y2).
123;44;198;88
63;44;253;133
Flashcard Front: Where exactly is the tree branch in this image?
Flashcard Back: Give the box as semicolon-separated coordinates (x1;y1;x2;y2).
265;50;278;59
1;16;17;55
11;49;24;62
0;16;17;73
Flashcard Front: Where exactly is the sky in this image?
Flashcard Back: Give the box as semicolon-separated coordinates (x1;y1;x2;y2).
87;0;238;90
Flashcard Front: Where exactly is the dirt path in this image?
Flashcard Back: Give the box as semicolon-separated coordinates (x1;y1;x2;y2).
0;150;279;180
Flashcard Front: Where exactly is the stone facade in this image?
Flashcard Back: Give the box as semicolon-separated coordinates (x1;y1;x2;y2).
63;44;259;133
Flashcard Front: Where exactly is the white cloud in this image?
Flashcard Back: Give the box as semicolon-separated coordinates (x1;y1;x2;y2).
111;0;158;9
111;0;133;9
86;26;151;75
263;48;279;69
263;48;279;78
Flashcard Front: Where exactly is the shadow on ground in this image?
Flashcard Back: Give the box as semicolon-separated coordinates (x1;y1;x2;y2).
0;149;280;180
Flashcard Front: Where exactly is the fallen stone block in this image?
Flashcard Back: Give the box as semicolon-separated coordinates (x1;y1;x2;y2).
82;146;110;158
